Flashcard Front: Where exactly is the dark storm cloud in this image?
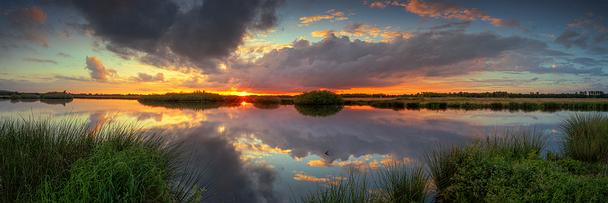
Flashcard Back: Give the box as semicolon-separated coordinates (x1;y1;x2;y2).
223;31;552;91
70;0;284;72
555;15;608;54
72;0;177;52
4;5;49;47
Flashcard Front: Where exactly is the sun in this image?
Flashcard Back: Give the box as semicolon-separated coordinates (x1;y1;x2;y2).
237;91;250;96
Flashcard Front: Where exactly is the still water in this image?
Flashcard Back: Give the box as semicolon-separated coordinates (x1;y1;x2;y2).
0;99;603;202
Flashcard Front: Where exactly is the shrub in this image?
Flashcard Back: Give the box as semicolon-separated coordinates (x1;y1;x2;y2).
294;91;343;105
562;114;608;163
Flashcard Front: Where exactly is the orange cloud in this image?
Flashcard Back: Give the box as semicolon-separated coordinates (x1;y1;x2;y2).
307;159;329;167
369;1;387;9
307;155;415;171
405;0;517;27
293;171;330;183
299;9;348;26
369;0;517;27
233;135;292;160
85;56;117;81
311;23;412;42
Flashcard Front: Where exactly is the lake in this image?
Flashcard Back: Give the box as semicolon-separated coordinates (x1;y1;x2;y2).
1;99;605;202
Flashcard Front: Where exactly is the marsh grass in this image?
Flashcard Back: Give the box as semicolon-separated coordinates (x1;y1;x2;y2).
375;165;428;203
303;172;370;203
302;165;429;203
482;130;545;159
426;131;545;201
562;114;608;163
0;117;201;202
426;146;464;198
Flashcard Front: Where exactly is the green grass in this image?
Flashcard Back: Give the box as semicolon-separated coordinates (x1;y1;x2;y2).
375;165;428;203
37;143;172;202
425;118;608;202
302;166;429;203
562;114;608;163
0;117;200;202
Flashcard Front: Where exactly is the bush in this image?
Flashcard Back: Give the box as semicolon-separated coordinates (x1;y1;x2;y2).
562;114;608;163
294;91;343;105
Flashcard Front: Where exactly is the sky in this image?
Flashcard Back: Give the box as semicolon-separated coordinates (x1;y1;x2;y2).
0;0;607;95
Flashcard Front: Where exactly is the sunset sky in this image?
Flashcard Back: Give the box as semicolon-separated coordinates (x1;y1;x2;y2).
1;0;607;95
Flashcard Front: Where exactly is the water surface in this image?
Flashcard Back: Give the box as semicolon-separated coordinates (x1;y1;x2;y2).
1;99;604;202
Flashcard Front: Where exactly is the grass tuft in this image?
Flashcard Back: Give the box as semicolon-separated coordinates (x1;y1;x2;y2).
562;114;608;163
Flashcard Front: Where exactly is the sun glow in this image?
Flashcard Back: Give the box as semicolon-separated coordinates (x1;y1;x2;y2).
237;91;250;96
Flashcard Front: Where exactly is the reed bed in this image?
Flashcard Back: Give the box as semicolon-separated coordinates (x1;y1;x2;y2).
425;117;608;202
302;165;429;203
0;117;200;202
